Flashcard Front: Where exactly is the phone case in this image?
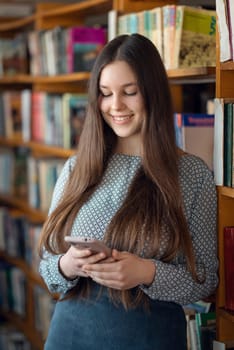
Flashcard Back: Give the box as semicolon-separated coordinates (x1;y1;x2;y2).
64;236;112;257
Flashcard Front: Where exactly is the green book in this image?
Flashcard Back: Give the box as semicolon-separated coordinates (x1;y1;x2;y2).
223;103;233;187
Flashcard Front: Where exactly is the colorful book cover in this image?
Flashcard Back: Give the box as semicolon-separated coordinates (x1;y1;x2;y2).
174;113;214;170
66;26;106;73
62;93;88;149
174;6;216;68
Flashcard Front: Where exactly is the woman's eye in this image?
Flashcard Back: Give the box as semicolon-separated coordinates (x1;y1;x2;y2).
100;92;111;97
125;91;137;96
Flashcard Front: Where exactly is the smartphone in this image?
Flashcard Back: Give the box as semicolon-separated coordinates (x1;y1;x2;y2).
64;236;112;257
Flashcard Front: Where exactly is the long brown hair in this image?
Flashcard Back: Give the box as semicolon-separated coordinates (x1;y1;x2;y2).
38;34;199;309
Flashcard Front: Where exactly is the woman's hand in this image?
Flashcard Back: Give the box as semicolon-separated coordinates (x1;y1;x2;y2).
82;249;156;290
59;246;110;280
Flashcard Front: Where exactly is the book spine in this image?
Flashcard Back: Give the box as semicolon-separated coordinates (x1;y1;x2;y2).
224;226;234;311
223;102;233;187
226;0;234;59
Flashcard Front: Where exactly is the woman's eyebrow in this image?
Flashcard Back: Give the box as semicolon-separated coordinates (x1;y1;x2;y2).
99;82;137;89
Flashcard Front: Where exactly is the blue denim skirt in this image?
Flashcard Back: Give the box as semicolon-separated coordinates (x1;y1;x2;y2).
45;283;187;350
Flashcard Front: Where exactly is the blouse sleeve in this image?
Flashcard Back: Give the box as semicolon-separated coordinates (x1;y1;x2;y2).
141;157;218;305
39;156;79;294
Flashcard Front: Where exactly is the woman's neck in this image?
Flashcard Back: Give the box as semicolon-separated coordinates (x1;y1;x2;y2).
115;137;142;156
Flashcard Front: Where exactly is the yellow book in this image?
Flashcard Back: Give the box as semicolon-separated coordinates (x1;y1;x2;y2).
173;6;216;69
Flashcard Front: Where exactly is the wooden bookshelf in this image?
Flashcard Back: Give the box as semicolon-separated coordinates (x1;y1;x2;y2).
0;0;218;348
216;187;234;343
0;194;46;222
215;24;234;344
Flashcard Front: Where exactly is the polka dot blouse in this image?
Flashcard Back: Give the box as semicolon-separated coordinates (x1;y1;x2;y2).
39;153;218;306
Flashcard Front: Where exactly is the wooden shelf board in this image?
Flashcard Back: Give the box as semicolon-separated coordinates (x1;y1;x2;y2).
168;66;215;81
27;141;76;157
0;194;46;222
217;186;234;199
0;15;35;31
0;251;45;287
0;74;33;84
0;73;90;84
34;72;91;83
0;136;26;147
40;0;112;18
0;137;75;158
0;68;216;85
218;307;234;323
220;61;234;71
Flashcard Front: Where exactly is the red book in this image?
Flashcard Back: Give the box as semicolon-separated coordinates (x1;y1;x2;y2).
31;91;46;142
224;226;234;311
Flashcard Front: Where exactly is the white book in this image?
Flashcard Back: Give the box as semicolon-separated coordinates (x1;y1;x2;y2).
216;0;232;62
213;340;225;350
21;89;31;142
213;98;224;186
188;319;199;350
226;0;234;59
108;10;118;41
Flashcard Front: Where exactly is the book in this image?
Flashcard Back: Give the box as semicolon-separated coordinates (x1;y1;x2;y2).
13;146;29;200
37;158;65;213
213;98;224;186
184;300;211;314
43;29;57;76
27;156;40;210
162;4;176;69
108;10;118;42
223;102;233;187
0;147;14;195
173;6;216;69
62;93;88;149
31;91;46;142
28;30;43;76
195;312;216;350
226;0;234;60
44;94;63;147
148;6;163;59
2;91;23;140
188;318;200;350
213;341;226;350
21;89;31;142
1;34;28;75
0;93;5;136
174;113;214;170
216;0;232;62
224;226;234;311
66;26;106;73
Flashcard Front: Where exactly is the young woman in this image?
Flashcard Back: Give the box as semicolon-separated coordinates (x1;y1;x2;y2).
38;33;218;350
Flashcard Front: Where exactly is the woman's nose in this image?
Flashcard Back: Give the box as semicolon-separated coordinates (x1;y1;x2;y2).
111;94;124;110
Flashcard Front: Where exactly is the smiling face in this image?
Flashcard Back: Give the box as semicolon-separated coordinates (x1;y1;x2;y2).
98;60;146;155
